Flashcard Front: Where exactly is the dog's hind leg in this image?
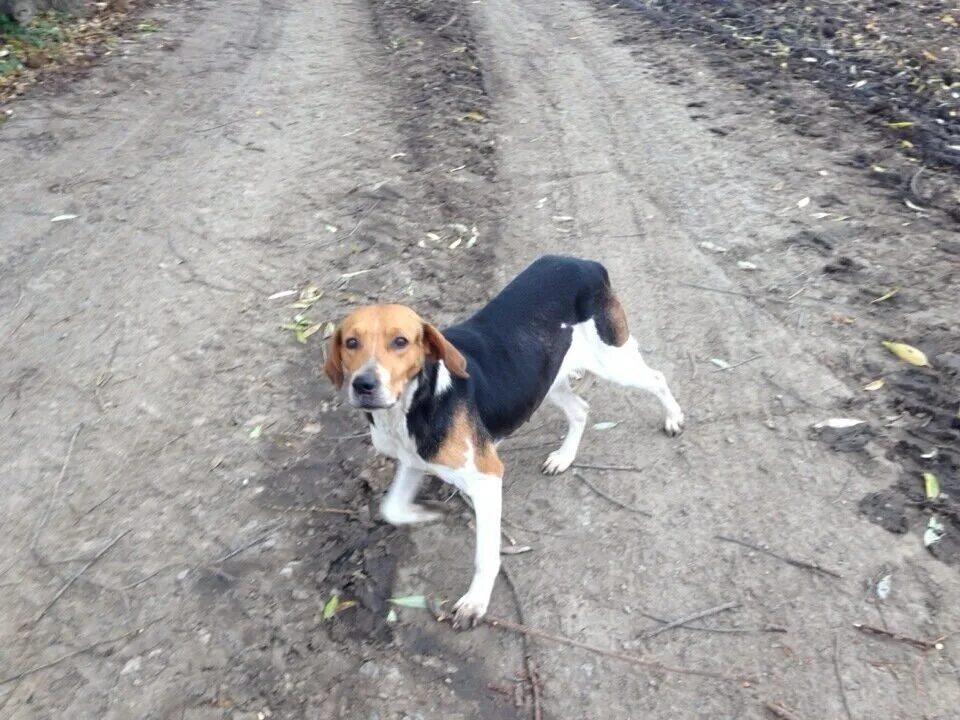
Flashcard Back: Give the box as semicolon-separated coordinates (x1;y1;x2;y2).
541;376;589;475
581;290;684;436
591;333;685;436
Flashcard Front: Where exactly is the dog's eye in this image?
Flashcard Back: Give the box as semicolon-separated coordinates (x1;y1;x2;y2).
391;336;409;349
344;337;360;350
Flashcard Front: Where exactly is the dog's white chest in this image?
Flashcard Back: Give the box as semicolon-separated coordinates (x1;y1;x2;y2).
369;402;423;468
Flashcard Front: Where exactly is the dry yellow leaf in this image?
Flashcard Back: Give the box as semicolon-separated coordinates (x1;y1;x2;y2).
882;341;929;367
864;379;885;391
870;287;899;304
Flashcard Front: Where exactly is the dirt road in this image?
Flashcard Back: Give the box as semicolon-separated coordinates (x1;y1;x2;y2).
2;0;958;718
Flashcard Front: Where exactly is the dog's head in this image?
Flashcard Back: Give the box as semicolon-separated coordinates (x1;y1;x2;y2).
324;304;468;409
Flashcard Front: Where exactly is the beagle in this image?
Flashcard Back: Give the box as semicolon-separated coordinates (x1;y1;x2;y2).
324;255;684;626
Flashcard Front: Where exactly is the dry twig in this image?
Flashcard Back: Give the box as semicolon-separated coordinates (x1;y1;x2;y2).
31;424;83;553
852;622;942;651
833;634;853;720
476;613;751;683
571;461;649;473
0;618;163;686
715;535;842;579
640;610;785;635
764;701;804;720
572;472;652;516
500;567;542;720
643;601;740;639
34;529;130;625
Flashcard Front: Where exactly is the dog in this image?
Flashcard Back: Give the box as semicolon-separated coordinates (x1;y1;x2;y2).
323;255;684;626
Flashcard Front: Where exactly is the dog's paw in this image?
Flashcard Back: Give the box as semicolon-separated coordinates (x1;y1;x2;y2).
664;410;685;437
380;502;442;526
541;448;575;475
452;592;489;629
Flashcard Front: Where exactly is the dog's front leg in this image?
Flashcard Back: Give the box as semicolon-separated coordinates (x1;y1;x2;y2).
380;462;440;525
452;473;502;628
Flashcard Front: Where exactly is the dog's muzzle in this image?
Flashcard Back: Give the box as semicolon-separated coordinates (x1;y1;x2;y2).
348;370;394;409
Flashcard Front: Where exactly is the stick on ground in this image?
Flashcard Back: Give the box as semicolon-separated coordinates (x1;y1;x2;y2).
715;535;842;579
34;529;130;625
852;622;942;651
643;601;740;639
31;424;83;552
833;634;853;720
439;611;753;683
764;701;804;720
640;610;786;635
572;472;653;516
0;618;162;686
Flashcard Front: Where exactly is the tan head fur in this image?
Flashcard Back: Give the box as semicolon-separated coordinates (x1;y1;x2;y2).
324;304;468;408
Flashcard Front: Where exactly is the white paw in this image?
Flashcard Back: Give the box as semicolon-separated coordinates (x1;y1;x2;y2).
380;503;442;526
541;448;575;475
664;410;685;437
452;592;489;629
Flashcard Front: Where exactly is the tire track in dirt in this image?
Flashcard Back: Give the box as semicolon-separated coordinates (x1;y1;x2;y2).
417;0;960;717
0;0;514;716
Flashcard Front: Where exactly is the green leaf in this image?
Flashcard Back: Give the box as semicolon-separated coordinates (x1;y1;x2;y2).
388;595;428;608
323;594;340;620
924;472;940;500
249;424;263;439
386;608;398;623
592;421;618;431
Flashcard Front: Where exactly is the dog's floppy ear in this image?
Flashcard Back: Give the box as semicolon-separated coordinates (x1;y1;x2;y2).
323;326;344;388
422;323;468;378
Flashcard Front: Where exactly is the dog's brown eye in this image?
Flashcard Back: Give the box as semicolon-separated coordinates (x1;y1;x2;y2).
391;336;409;349
344;337;360;350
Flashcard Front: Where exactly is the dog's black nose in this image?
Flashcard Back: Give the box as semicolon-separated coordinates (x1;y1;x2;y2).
352;373;378;395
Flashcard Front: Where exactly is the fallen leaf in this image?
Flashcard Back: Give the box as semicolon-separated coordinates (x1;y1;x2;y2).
904;199;928;213
322;594;340;620
710;358;731;370
302;423;322;434
921;50;938;62
592;421;619;430
699;241;728;253
249;424;263;439
736;260;758;271
51;214;78;222
885;121;915;128
924;472;940;500
882;341;929;367
870;288;899;304
924;516;945;548
872;165;886;173
268;289;297;300
864;379;885;391
386;608;398;623
813;418;866;429
463;110;485;122
797;196;810;208
389;595;428;608
500;545;533;555
876;574;892;600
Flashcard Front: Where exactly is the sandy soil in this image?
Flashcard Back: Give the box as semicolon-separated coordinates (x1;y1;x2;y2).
2;0;958;718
